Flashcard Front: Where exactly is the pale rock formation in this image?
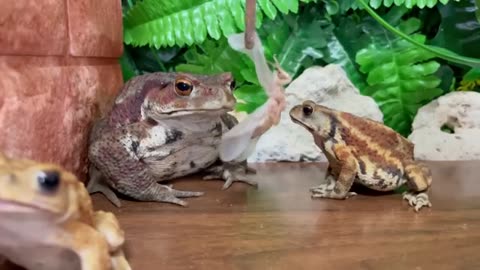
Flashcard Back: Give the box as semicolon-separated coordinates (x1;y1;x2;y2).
409;91;480;160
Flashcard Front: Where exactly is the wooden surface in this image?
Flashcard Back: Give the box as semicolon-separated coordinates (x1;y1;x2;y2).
3;161;480;269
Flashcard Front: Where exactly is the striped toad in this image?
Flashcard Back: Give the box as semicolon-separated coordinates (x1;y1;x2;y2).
289;100;432;212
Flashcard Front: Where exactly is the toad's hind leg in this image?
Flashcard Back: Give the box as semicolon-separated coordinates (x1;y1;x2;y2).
311;145;357;200
89;126;204;207
87;166;122;207
402;161;433;212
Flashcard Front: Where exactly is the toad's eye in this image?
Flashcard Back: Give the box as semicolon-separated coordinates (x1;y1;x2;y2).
175;79;193;96
37;171;60;193
303;105;313;116
229;80;236;91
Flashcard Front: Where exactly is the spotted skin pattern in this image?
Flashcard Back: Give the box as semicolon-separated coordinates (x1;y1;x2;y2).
290;100;433;212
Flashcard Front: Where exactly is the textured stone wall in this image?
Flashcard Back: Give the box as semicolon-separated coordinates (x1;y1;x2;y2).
0;0;124;181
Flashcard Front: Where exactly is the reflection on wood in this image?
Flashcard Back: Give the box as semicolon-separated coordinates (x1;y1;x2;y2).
2;161;480;270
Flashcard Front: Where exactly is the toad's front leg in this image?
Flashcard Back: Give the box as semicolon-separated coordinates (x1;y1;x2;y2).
94;211;131;270
50;222;112;270
402;161;433;212
203;160;258;190
311;145;357;199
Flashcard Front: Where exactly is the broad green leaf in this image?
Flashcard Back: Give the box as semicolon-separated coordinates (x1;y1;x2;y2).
321;17;370;90
476;0;480;22
258;8;329;77
430;0;480;60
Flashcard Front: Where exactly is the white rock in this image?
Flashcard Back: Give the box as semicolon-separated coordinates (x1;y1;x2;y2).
408;91;480;161
246;64;384;162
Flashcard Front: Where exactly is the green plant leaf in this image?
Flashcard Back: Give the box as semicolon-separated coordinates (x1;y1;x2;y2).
476;0;480;22
176;38;252;82
119;49;139;82
123;0;307;48
337;0;451;11
175;7;339;113
258;8;329;77
456;67;480;91
356;23;443;136
463;67;480;81
357;0;480;68
320;16;370;90
435;65;455;93
430;0;480;60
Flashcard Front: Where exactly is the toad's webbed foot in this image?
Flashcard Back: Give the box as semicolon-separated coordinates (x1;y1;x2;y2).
137;183;204;207
402;191;431;212
310;176;357;199
203;162;258;190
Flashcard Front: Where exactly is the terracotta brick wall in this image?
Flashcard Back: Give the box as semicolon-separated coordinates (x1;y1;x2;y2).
0;0;124;181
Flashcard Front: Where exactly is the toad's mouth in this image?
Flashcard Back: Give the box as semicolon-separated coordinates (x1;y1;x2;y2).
290;114;315;132
159;107;232;117
0;200;47;214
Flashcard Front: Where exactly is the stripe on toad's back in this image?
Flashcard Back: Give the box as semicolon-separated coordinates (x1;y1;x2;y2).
337;113;404;170
339;112;405;150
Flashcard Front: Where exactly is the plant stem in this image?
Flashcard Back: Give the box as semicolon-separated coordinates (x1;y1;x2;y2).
245;0;256;49
356;0;480;68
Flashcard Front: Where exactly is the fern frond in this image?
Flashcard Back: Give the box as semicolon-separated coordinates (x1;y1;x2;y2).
355;18;443;136
123;0;306;48
340;0;451;11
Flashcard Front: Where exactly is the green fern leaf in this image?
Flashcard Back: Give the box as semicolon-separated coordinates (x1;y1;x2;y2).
355;18;443;136
339;0;452;11
124;0;306;48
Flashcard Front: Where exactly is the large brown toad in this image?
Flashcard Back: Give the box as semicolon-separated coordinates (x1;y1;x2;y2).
88;72;257;207
0;153;131;270
290;100;433;212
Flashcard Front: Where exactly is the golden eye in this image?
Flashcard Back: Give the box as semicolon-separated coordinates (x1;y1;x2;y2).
175;79;193;96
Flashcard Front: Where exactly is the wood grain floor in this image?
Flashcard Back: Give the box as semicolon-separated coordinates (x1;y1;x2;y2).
3;161;480;269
